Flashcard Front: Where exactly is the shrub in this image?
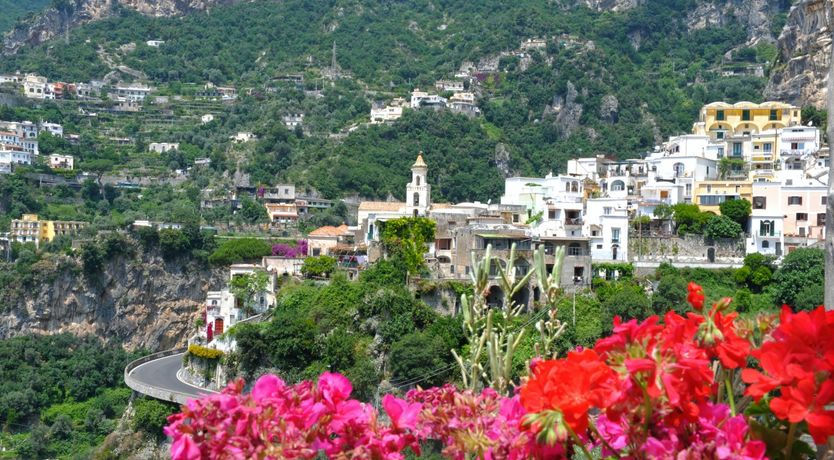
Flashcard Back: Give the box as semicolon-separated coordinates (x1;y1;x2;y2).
187;344;224;360
772;248;824;307
208;238;272;265
704;215;742;239
132;398;176;439
301;255;338;277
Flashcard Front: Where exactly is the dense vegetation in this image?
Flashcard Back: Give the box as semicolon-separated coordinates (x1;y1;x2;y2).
0;0;51;34
0;0;784;201
0;334;138;458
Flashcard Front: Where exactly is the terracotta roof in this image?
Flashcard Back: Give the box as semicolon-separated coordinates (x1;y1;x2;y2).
358;201;405;212
309;224;350;237
430;203;453;209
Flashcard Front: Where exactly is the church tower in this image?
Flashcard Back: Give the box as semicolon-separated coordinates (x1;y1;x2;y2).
406;152;431;217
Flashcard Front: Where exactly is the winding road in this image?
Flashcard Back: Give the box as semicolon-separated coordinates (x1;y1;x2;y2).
125;351;217;404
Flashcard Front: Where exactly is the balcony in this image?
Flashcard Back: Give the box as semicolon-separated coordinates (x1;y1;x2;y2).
565;217;583;226
566;247;587;256
753;169;774;177
758;230;781;237
780;149;814;156
751;154;774;163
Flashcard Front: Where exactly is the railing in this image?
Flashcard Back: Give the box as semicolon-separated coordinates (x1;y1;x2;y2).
753;169;774;176
757;230;781;237
566;218;583;225
751;155;774;162
124;347;191;404
566;247;587;256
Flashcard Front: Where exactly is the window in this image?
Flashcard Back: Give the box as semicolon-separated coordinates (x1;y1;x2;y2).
512;214;519;223
769;109;778;121
591;230;599;237
716;131;724;140
752;196;766;209
760;220;772;236
796;213;807;221
716;110;725;121
818;213;826;226
603;207;612;215
673;162;685;177
413;192;420;206
596;244;603;249
416;176;420;186
611;180;625;191
717;147;724;156
548;209;556;220
732;143;742;156
788;196;802;205
312;248;321;256
762;240;769;249
822;196;828;205
685;184;692;196
763;143;772;152
742;109;750;121
611;228;621;243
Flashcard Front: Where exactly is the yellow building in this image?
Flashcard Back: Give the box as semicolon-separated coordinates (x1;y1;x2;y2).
10;214;87;244
692;181;753;214
692;101;801;142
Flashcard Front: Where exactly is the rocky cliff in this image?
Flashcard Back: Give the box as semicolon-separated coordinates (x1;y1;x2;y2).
0;239;224;352
3;0;240;54
765;0;832;108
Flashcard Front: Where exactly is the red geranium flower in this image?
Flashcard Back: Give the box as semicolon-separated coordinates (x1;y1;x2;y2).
520;348;617;435
687;282;705;311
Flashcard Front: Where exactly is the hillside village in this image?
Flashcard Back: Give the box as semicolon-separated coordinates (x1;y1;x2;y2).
0;0;832;456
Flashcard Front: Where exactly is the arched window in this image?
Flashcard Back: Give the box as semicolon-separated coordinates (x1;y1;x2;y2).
611;180;625;191
762;240;770;249
416;175;421;186
413;192;420;206
673;162;685;177
566;182;571;192
571;181;579;192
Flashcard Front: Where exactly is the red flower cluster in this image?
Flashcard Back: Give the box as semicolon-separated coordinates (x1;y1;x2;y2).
519;283;766;457
742;306;834;443
521;349;617;435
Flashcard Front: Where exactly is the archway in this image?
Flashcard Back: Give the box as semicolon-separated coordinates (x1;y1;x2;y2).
511;286;530;309
486;285;504;308
611;180;625;192
707;247;716;262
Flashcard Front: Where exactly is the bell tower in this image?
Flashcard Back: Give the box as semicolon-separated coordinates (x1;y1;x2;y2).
406;152;431;217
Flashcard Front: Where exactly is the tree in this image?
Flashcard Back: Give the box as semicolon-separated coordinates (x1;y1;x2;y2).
652;273;689;314
772;248;824;308
229;271;269;316
239;196;268;224
158;228;191;258
601;284;652;324
671;203;710;234
301;255;338;277
793;283;824;311
389;332;449;387
380;217;436;277
719;198;751;230
704;215;742;240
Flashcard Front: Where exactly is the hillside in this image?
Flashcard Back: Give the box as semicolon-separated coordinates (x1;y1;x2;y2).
0;0;800;203
0;0;51;34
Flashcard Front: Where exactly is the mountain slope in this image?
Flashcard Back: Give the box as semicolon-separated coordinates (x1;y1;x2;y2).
0;0;798;202
0;0;51;34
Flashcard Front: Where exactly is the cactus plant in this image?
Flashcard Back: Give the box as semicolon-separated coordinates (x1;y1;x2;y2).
452;243;567;394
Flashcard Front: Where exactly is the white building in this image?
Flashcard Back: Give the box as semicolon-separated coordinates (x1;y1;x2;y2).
48;154;74;170
0;148;33;174
435;80;465;92
22;75;50;99
584;198;629;262
0;131;38;156
146;40;165;47
406;153;431;217
230;132;257;143
40;122;63;138
448;92;480;116
410;89;447;109
500;173;584;238
282;113;304;129
148;142;179;153
113;84;152;102
201;114;215;124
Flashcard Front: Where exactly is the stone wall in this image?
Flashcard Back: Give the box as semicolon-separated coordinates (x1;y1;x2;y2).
180;353;228;391
629;233;746;264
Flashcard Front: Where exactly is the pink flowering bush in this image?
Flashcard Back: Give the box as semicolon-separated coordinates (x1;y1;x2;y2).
271;240;308;258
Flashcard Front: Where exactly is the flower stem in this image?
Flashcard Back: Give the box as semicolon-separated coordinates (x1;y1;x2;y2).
589;420;617;455
785;422;797;459
566;423;594;460
724;374;736;416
